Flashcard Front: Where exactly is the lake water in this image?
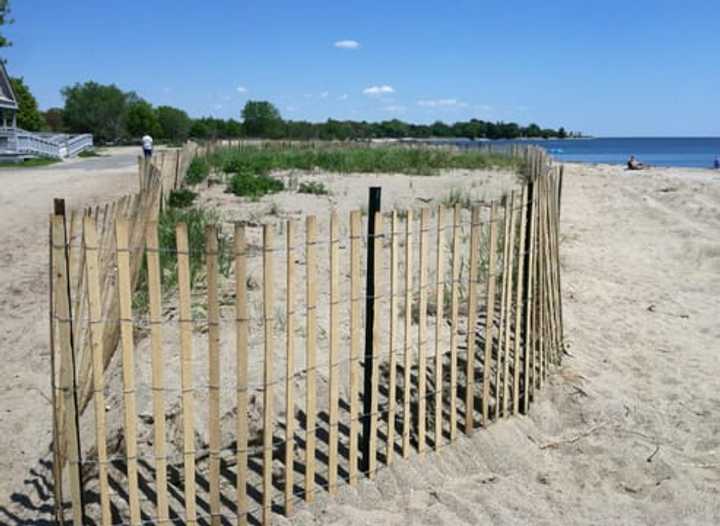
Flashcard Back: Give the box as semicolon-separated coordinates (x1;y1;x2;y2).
491;137;720;169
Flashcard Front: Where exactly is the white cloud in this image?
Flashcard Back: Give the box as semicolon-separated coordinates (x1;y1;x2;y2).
334;40;360;49
213;104;223;110
417;98;467;108
320;91;330;98
337;94;349;101
363;85;395;96
383;105;406;113
236;85;248;93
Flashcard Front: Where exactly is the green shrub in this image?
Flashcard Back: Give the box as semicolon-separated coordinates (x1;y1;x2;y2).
298;181;329;195
227;169;284;199
185;157;210;184
167;188;198;208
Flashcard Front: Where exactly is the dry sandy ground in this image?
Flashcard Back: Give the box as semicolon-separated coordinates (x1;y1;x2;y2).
0;148;141;512
2;159;720;525
285;163;720;525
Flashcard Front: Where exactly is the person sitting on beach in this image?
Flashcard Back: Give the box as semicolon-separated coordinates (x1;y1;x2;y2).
714;157;720;170
627;155;645;170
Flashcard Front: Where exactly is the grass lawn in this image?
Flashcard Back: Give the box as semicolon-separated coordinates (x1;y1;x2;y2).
0;157;61;169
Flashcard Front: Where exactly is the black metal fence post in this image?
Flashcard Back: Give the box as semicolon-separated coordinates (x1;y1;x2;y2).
361;187;381;474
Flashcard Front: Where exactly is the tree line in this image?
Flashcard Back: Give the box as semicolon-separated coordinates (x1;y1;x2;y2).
16;80;574;143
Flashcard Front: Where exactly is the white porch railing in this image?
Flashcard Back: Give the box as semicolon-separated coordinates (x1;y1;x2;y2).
0;128;94;159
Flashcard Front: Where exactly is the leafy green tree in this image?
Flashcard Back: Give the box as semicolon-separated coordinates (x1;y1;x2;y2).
0;0;12;50
156;105;191;142
9;77;45;131
43;107;64;132
225;118;244;138
127;100;161;138
558;127;568;139
62;81;131;142
241;100;283;138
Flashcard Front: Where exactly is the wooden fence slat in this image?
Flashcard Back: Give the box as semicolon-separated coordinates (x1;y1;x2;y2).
115;220;141;526
449;205;461;440
386;211;399;464
80;216;110;526
402;210;413;458
205;225;222;526
146;222;169;524
234;225;249;524
262;224;275;525
513;187;528;415
176;222;197;525
349;211;362;482
52;215;84;526
464;207;481;433
525;182;538;411
538;178;546;387
305;216;318;500
285;220;296;511
433;207;444;449
481;202;498;425
495;196;511;419
328;211;340;494
369;212;383;476
417;208;430;452
502;192;518;417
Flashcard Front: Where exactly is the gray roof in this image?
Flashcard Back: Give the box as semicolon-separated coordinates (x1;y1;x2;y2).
0;62;18;110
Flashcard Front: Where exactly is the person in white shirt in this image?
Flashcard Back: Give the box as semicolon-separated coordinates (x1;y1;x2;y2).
142;134;153;159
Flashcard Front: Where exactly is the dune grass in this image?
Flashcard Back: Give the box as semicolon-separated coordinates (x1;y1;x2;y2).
207;143;523;177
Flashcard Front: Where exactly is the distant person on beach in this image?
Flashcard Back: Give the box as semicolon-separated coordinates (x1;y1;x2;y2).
142;134;153;160
627;155;646;170
714;157;720;170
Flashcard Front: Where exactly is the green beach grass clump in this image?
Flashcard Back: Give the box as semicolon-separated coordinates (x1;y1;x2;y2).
207;144;523;176
133;205;231;312
227;169;284;199
185;157;210;185
167;188;198;208
298;181;329;195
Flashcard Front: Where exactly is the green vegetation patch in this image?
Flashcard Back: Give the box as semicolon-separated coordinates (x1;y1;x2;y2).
208;144;523;177
0;157;60;169
167;188;198;208
227;169;284;199
185;157;210;185
298;181;329;195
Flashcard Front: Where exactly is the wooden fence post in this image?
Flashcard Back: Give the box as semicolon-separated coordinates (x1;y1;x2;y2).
82;216;111;526
512;187;528;415
417;208;430;452
434;207;445;448
464;206;481;433
52;209;85;526
285;220;296;511
205;225;222;526
115;220;141;526
234;225;249;524
402;210;413;458
482;202;498;425
328;211;340;494
386;211;399;463
146;222;170;524
502;192;518;417
349;211;362;482
449;205;461;439
305;216;317;501
176;222;197;525
262;224;275;524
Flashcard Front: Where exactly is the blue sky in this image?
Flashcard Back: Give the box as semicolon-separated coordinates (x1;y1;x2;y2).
3;0;719;136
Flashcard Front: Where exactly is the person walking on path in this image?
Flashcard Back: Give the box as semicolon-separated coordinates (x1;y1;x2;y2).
142;134;154;159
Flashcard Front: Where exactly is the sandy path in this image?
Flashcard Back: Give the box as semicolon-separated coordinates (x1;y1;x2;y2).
287;164;720;525
0;148;139;504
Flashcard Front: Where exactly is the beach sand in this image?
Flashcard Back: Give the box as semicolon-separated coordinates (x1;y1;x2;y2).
1;160;719;524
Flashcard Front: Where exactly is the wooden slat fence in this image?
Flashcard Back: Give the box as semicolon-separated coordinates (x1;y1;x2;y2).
49;145;563;525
